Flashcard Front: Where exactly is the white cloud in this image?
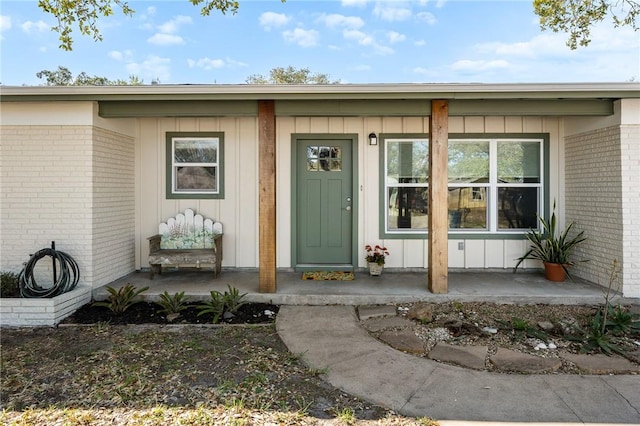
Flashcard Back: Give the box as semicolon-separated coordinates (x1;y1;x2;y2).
21;20;49;33
387;31;406;44
343;29;394;55
414;39;427;47
109;50;133;61
158;15;192;34
126;55;171;82
146;6;157;16
341;0;368;7
283;28;319;47
1;15;12;32
147;33;184;45
259;12;290;30
317;13;364;30
373;4;412;21
450;59;511;72
416;11;437;25
187;57;248;70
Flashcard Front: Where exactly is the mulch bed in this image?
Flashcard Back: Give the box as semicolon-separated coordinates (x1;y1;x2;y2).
61;302;279;325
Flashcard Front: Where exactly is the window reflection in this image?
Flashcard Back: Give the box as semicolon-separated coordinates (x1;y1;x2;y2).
307;146;342;172
448;187;487;229
387;187;429;230
498;187;539;229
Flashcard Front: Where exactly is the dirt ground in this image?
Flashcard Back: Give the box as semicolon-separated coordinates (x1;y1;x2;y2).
2;300;639;425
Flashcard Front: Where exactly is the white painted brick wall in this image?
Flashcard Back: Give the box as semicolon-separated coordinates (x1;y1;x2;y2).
92;128;136;287
565;125;638;297
0;126;93;283
620;124;640;297
1;125;136;291
0;285;92;326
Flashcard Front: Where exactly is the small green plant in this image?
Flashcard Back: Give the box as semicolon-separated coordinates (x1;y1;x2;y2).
197;290;226;323
0;271;21;298
498;317;549;341
333;407;356;425
197;285;248;323
156;291;189;315
574;309;626;356
93;284;149;314
605;304;640;336
222;284;248;314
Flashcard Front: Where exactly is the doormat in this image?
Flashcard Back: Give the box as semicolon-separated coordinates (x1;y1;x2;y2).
302;271;355;281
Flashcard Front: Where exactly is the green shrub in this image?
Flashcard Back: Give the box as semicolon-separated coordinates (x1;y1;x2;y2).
197;285;248;323
197;290;226;323
0;271;21;298
156;291;190;315
93;284;149;314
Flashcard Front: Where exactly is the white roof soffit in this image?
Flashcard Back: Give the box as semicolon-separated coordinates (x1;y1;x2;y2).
1;82;639;101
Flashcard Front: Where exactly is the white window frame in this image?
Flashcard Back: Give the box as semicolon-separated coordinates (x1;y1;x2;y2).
381;135;546;238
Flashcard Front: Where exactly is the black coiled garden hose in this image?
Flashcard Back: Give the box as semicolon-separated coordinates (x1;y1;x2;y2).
19;245;80;298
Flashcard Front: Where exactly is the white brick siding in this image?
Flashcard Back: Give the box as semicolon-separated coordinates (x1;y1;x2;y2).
92;128;136;287
1;126;94;283
565;125;639;297
0;125;136;290
620;124;640;297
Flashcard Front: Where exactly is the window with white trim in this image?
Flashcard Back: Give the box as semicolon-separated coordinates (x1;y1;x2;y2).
166;132;224;199
382;136;545;236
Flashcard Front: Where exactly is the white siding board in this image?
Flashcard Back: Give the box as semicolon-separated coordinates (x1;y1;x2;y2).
449;116;464;133
464;116;485;133
449;240;465;268
485;240;505;268
464;240;485;268
505;117;523;133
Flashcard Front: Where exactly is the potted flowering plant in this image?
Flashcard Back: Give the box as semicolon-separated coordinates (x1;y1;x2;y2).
365;244;389;276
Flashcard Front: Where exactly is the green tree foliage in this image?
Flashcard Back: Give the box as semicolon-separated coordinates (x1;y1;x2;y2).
36;66;143;85
246;66;341;84
534;0;639;49
38;0;251;50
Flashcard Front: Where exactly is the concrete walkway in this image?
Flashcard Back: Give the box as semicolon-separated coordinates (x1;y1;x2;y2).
276;305;640;424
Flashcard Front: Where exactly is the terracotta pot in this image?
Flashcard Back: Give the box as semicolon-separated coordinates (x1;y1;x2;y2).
544;262;567;282
368;262;384;276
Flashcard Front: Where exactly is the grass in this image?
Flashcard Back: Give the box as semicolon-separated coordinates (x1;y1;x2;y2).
1;324;434;425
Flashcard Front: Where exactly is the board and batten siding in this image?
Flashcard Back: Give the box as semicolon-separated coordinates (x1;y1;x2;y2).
275;116;562;270
136;117;258;270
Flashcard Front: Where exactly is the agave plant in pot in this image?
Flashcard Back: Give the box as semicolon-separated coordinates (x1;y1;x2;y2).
514;202;587;282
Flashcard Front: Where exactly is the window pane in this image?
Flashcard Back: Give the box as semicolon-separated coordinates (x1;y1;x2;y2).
498;187;539;229
448;141;489;183
498;141;540;183
386;140;429;184
387;187;429;231
448;187;487;229
175;166;217;192
174;139;217;163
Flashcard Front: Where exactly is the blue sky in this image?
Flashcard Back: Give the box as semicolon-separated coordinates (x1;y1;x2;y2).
1;0;638;85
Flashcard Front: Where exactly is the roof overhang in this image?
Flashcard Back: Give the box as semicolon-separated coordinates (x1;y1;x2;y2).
1;83;638;117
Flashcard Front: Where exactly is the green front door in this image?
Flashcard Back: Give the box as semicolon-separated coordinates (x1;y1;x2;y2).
295;138;354;269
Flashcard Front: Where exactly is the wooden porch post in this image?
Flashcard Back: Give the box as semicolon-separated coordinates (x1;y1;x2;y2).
428;100;449;293
258;100;277;293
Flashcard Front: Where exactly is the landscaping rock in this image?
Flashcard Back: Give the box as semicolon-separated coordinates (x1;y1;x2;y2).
406;303;433;323
362;316;414;332
428;343;488;370
562;353;640;374
490;348;562;373
358;305;397;320
537;321;555;331
378;329;425;354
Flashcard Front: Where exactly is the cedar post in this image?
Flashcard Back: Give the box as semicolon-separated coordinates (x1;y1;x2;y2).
428;100;449;293
258;100;277;293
